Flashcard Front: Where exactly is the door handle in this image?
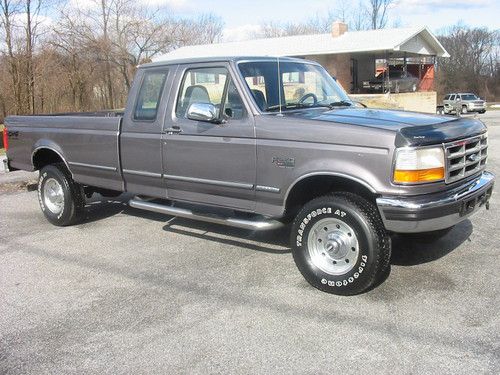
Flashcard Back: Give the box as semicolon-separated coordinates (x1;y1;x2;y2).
163;126;182;135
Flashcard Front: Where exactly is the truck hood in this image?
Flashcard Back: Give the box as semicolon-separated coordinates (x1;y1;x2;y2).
286;107;487;146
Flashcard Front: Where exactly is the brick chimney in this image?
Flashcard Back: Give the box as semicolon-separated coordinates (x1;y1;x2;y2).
331;21;348;38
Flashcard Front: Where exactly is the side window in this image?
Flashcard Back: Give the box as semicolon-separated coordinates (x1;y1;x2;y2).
134;71;168;121
244;75;267;111
223;79;246;120
450;95;455;101
176;67;246;120
444;95;450;100
176;67;228;119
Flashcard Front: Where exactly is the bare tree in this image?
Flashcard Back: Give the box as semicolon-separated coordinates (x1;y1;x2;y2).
51;11;96;110
57;0;223;109
256;1;372;39
366;0;393;29
170;13;224;47
350;1;369;31
23;0;45;114
259;16;334;38
438;25;499;100
195;14;224;44
0;0;23;114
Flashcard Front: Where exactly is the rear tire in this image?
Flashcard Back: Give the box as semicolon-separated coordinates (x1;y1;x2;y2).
38;163;85;226
291;193;391;295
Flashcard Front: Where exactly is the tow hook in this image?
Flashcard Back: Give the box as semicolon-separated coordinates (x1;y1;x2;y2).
486;201;490;210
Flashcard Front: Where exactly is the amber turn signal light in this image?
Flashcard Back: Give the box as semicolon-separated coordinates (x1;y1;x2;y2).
393;167;445;183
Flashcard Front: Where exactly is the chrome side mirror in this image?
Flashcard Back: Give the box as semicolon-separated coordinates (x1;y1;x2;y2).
187;103;217;123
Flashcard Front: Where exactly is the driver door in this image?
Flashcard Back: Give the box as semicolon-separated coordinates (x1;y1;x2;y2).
162;63;256;211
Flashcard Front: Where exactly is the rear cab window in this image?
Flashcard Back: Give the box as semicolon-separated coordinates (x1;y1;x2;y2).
134;71;168;121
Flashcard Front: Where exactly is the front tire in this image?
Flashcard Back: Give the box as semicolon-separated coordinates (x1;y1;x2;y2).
291;193;391;295
38;163;85;226
462;105;468;114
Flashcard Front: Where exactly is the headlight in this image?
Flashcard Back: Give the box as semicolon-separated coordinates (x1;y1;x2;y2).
393;147;445;184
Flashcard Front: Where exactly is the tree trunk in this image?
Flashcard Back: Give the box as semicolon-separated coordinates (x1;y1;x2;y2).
101;0;114;109
25;0;36;114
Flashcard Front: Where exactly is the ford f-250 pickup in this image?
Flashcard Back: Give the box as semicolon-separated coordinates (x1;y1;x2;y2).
4;56;494;295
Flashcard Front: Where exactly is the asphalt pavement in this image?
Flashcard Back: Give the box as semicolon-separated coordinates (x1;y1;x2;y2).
0;112;499;374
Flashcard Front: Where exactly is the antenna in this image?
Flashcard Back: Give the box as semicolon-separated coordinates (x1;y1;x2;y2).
277;56;283;116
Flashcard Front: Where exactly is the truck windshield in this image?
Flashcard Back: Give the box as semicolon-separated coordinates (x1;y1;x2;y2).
238;60;351;112
461;94;478;100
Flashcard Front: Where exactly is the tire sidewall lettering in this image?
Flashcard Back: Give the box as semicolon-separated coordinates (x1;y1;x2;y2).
296;205;370;289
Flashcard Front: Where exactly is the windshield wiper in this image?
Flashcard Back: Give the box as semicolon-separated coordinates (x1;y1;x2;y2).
265;103;305;112
265;100;353;112
328;100;353;108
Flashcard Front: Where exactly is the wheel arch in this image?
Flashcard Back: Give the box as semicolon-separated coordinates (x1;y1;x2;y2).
283;172;377;218
32;144;72;175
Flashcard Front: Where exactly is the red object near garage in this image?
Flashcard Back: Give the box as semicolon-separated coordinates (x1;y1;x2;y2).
2;126;8;151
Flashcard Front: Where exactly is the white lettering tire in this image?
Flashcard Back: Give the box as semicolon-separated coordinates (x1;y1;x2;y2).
291;193;391;295
38;163;85;226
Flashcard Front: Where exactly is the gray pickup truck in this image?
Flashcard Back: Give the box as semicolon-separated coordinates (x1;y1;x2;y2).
4;56;494;295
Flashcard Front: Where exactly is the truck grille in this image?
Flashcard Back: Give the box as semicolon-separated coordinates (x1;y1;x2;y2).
445;134;488;183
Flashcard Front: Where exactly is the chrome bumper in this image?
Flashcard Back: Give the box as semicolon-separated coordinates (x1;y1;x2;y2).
377;171;495;233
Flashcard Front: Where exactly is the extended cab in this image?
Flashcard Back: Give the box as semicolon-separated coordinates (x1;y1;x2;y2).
4;56;494;295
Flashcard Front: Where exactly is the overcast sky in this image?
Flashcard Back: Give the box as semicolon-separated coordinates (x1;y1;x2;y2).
163;0;499;41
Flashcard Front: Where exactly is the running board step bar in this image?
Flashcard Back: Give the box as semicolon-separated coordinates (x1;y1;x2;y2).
129;198;283;231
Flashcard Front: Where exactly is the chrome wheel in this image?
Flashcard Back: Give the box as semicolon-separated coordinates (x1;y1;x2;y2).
307;218;359;275
43;178;64;214
462;106;468;114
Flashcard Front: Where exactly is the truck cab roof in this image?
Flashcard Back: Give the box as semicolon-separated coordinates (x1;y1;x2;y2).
139;56;317;69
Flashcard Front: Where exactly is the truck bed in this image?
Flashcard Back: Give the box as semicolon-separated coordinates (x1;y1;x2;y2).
37;110;124;117
6;114;124;191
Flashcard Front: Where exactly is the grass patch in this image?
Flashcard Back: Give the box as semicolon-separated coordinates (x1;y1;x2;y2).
0;148;5;156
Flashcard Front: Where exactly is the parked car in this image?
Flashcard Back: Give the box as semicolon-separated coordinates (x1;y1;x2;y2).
362;70;419;93
443;93;486;114
4;56;494;295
